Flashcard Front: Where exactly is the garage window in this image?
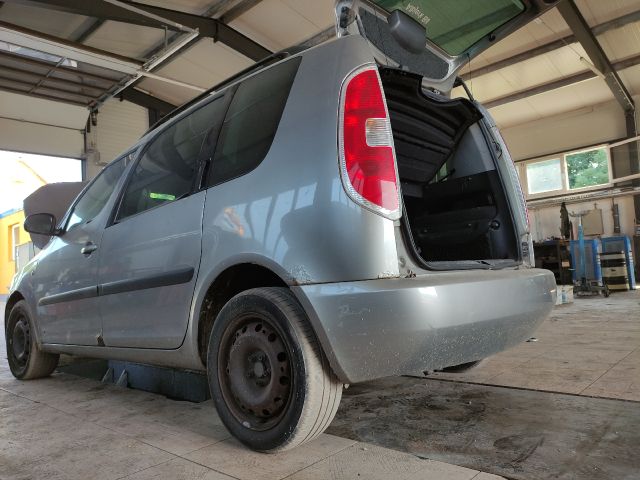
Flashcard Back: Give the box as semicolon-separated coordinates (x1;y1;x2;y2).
117;96;226;221
521;145;611;199
208;57;301;186
525;158;563;195
9;223;20;261
565;147;610;190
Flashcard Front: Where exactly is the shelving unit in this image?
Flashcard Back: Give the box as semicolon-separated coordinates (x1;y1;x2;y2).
533;239;572;285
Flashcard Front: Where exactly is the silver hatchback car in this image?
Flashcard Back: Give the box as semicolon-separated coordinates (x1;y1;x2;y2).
6;0;557;452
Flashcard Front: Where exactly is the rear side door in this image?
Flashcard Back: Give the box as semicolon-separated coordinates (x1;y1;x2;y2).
97;93;230;349
34;156;129;345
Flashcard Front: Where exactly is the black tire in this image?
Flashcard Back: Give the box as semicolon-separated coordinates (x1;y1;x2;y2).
6;300;59;380
207;287;342;452
439;360;482;373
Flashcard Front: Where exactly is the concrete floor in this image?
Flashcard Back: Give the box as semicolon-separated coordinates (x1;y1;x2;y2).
328;291;640;479
430;291;640;401
0;301;497;480
1;292;638;479
0;374;498;480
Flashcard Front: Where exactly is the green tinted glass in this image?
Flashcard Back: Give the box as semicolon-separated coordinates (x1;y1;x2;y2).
372;0;525;55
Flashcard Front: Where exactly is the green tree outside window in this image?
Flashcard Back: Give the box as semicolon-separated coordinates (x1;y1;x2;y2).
565;148;609;189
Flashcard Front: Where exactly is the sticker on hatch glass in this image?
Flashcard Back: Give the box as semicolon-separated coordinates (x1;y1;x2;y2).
403;2;431;26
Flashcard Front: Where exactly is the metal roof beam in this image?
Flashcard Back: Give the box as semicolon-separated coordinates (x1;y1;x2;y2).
557;0;634;118
0;19;142;67
461;9;640;82
4;0;271;61
74;19;106;43
118;87;175;115
484;53;640;109
119;0;265;115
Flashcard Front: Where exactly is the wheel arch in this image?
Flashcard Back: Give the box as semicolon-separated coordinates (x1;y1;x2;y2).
195;263;289;366
4;291;25;327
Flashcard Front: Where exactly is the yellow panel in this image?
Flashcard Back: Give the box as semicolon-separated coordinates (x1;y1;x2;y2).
0;210;26;294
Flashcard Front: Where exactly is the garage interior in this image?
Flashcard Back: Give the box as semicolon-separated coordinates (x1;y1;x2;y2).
0;1;639;479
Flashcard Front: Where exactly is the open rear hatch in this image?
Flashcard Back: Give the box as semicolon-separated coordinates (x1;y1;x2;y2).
380;68;521;269
336;0;558;270
336;0;560;91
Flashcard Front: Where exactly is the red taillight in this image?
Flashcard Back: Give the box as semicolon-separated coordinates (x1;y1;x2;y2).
339;66;400;219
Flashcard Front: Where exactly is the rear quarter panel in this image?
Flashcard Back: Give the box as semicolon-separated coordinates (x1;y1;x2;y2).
196;35;400;288
185;35;402;367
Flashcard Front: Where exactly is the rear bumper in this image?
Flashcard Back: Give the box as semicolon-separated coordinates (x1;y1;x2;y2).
293;268;556;383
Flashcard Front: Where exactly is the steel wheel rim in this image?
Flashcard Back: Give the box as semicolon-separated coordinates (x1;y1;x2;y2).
218;313;293;431
9;314;30;368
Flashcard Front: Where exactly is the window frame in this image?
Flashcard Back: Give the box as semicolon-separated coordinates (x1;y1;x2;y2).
60;153;132;234
522;156;565;198
109;90;232;226
520;144;613;200
10;223;20;261
563;145;612;192
204;56;302;189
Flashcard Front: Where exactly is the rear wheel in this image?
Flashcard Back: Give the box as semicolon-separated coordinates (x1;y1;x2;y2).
6;300;59;379
207;287;342;452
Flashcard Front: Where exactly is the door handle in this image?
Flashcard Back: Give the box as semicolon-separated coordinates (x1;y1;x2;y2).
81;243;98;256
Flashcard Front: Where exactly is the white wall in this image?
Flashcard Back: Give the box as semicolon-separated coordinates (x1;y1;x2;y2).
501;94;639;242
0;92;148;179
0;117;84;158
85;99;149;179
0;91;88;158
529;195;636;242
501;95;639;161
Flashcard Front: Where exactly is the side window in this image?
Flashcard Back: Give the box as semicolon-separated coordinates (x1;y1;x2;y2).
209;57;301;186
117;96;225;221
66;157;127;231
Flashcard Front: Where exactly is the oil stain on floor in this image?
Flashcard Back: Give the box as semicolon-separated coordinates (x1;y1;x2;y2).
327;377;640;480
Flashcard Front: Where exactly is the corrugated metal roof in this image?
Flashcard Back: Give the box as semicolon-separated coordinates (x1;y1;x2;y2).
0;2;90;39
0;0;638;131
457;0;640;128
230;0;334;51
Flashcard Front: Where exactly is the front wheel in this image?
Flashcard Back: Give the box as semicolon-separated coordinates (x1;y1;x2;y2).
6;300;59;379
207;287;342;452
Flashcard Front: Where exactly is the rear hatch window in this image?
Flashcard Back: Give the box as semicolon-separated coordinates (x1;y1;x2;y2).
371;0;525;56
339;0;559;85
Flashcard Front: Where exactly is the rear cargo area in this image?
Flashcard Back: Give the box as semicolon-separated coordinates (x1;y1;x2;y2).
379;68;519;266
